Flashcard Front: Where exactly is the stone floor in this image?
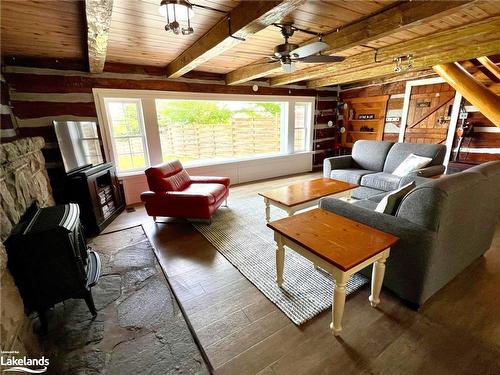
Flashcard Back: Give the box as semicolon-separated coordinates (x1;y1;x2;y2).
39;225;208;375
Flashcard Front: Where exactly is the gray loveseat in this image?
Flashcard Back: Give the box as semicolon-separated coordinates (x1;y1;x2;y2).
319;161;500;307
323;140;447;199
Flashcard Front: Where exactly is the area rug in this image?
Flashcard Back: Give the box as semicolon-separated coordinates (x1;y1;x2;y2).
194;196;368;325
40;225;209;375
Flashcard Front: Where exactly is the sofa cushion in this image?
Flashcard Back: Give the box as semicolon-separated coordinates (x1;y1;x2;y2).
351;186;385;200
182;183;227;205
353;199;378;211
352;140;394;172
330;169;376;184
361;172;402;191
375;181;416;215
383;143;446;173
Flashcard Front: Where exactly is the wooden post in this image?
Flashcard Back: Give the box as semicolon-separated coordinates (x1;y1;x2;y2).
433;62;500;126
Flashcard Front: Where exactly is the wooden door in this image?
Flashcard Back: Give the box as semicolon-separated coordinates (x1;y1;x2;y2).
404;83;456;144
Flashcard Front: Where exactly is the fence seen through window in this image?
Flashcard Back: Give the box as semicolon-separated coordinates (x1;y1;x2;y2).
156;100;285;164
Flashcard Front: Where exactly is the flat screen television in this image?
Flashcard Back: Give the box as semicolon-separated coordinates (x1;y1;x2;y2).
54;121;104;173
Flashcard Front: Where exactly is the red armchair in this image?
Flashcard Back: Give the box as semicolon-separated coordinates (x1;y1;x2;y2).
140;160;230;221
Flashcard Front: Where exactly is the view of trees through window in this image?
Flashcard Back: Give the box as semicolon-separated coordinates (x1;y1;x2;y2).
106;100;148;171
156;100;284;163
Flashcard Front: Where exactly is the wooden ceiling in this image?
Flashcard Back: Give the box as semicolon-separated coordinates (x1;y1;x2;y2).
1;0;86;60
1;0;500;88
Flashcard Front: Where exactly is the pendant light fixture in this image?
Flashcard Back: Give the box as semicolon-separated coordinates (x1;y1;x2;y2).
159;0;194;35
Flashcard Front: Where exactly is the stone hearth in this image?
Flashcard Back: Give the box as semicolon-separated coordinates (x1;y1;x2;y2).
40;226;208;375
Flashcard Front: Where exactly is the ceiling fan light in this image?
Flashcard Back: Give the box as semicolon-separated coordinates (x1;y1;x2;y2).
281;61;296;73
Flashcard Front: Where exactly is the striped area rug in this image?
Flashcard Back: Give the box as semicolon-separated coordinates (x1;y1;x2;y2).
194;196;368;325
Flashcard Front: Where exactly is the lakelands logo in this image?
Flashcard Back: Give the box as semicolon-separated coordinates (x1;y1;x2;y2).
1;351;49;373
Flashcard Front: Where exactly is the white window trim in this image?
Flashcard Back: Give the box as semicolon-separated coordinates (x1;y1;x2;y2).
93;88;315;176
102;97;150;173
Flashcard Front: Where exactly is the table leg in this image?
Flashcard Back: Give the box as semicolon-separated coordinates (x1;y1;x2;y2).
265;198;271;223
330;275;350;336
275;235;285;287
369;254;388;307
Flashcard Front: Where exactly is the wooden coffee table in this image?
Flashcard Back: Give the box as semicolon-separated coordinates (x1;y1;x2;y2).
258;178;357;223
267;208;399;336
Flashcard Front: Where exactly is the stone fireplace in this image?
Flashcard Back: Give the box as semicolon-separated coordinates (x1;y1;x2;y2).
0;137;54;355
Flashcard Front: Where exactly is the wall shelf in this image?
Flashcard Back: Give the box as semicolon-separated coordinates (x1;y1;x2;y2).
341;95;389;147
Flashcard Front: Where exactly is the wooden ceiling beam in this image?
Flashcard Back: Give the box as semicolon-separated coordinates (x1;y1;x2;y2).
85;0;114;73
302;17;500;88
226;0;474;86
307;35;500;88
225;62;282;86
320;0;473;55
165;0;304;79
340;69;438;91
476;56;500;81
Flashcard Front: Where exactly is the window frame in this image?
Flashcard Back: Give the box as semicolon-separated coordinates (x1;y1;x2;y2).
94;89;315;176
102;97;150;173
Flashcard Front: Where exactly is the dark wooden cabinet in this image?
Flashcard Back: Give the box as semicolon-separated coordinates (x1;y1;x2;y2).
65;163;124;235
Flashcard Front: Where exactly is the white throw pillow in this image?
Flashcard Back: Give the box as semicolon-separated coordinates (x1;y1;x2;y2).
392;153;432;177
375;181;416;215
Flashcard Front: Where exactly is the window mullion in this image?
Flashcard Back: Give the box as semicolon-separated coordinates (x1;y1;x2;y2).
287;100;296;154
141;98;162;166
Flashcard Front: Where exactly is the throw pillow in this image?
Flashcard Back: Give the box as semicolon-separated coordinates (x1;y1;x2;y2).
375;181;416;215
392;153;433;177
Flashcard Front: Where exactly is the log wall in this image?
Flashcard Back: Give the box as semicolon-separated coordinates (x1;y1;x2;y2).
0;75;18;141
340;80;500;163
1;64;337;190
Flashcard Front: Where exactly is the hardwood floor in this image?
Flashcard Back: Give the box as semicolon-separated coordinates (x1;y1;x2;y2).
104;172;500;374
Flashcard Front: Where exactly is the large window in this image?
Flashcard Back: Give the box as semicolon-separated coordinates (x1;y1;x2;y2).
96;90;314;174
156;100;285;164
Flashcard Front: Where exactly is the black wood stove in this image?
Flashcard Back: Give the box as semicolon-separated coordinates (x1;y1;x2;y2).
5;203;101;332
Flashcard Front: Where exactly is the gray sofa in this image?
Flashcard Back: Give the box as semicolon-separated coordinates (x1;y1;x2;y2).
323;140;447;199
319;161;500;307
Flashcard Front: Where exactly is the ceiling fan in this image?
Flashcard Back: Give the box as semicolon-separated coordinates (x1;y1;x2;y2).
269;23;345;73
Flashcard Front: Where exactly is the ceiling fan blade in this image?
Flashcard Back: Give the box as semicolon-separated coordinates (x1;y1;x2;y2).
299;55;346;63
289;41;328;58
